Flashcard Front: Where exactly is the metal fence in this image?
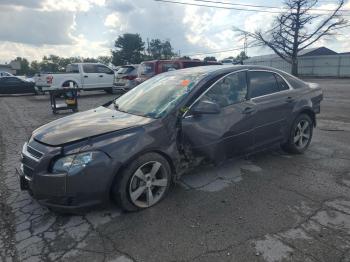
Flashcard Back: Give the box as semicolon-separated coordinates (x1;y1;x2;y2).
244;54;350;77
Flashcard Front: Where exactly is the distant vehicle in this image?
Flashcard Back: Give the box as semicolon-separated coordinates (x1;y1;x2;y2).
221;59;234;65
136;59;221;83
19;65;323;212
114;65;139;92
0;76;36;94
0;71;14;77
35;63;117;93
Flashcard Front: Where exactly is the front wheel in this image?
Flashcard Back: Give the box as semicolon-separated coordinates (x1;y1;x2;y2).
282;114;313;154
111;153;172;211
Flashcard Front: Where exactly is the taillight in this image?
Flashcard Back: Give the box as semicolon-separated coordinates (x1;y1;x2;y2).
122;75;136;80
46;76;53;84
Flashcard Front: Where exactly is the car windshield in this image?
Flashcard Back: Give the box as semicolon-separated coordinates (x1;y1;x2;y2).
113;71;203;119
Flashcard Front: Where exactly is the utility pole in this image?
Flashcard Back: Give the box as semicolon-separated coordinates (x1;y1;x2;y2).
147;38;150;57
243;32;248;56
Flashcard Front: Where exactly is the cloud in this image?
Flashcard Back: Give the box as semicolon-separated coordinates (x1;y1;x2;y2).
106;0;135;13
0;37;110;63
0;7;75;46
0;0;42;8
104;13;121;29
42;0;106;12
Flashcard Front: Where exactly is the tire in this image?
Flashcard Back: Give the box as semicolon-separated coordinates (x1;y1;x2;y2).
105;86;119;94
111;153;172;212
282;114;313;154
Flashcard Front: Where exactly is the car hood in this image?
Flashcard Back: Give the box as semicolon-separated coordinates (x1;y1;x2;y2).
33;106;153;146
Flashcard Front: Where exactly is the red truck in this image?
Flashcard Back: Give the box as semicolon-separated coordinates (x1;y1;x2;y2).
136;59;221;83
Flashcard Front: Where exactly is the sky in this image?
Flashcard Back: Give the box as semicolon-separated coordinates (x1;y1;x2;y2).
0;0;349;63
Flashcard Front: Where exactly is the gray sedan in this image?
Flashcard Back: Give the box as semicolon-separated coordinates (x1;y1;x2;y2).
19;65;323;212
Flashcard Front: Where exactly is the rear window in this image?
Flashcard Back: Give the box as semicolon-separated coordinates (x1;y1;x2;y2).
138;63;155;76
279;71;308;89
117;66;134;74
66;64;79;73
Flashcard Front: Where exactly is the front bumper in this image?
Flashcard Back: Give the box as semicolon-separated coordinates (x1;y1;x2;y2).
19;141;117;211
17;165;103;210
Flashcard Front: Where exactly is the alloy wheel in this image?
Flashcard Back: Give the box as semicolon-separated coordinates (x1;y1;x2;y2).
293;119;311;149
128;161;168;208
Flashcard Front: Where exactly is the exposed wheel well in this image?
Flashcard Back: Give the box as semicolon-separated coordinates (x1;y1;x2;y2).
62;80;78;88
298;109;316;127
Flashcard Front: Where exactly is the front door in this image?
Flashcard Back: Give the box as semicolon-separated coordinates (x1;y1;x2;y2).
81;64;100;89
181;70;256;162
96;64;115;88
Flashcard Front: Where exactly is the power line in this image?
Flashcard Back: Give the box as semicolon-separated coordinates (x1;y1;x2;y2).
155;0;281;13
192;0;350;12
154;0;350;16
182;43;264;56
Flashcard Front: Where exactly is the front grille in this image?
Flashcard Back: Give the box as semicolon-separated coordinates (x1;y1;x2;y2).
27;145;43;159
23;165;34;178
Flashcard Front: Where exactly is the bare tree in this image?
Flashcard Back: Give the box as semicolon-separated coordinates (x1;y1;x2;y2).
234;0;348;75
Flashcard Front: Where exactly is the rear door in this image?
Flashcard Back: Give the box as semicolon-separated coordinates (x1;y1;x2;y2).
81;64;100;89
181;70;255;162
248;70;292;149
96;64;115;88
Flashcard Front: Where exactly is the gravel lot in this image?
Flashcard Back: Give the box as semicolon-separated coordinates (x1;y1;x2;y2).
0;78;350;262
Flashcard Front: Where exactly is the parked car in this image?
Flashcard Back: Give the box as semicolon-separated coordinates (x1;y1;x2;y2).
0;71;14;77
136;59;222;83
35;63;116;93
19;65;323;212
113;65;139;92
0;76;36;94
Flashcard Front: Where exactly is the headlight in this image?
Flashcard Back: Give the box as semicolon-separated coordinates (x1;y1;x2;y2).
52;152;94;174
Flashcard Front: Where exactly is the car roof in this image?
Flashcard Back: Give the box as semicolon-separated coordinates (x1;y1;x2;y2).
165;65;296;78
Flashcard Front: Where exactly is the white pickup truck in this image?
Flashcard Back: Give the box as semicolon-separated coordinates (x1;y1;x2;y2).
35;63;117;93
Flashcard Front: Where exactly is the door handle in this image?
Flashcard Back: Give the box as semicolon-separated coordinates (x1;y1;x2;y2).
285;97;295;103
99;75;103;77
84;75;88;78
242;107;255;114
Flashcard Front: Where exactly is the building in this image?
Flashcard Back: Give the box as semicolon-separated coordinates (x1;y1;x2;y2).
244;46;350;77
0;64;16;75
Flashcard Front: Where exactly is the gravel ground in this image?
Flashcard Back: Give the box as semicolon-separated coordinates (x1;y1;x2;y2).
0;79;350;262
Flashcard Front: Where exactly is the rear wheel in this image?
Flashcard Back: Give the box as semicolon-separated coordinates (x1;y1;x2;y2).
112;153;172;211
282;114;313;154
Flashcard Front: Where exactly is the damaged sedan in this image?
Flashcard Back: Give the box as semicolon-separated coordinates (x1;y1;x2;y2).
19;65;323;211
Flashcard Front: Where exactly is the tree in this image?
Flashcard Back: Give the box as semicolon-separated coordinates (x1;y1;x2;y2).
204;56;217;62
112;33;145;65
234;0;348;75
12;57;30;75
149;39;175;59
233;51;249;64
180;56;191;60
149;39;163;59
161;40;174;59
98;56;112;65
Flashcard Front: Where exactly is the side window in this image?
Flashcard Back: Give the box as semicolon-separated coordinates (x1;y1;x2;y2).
97;65;113;74
66;64;79;73
249;71;280;98
82;64;98;73
6;77;22;83
274;74;289;91
201;71;248;108
161;63;180;72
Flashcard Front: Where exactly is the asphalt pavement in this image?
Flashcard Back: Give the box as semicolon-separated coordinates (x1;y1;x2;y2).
0;79;350;262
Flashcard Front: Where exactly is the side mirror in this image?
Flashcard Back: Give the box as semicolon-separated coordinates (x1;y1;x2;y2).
191;100;221;115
